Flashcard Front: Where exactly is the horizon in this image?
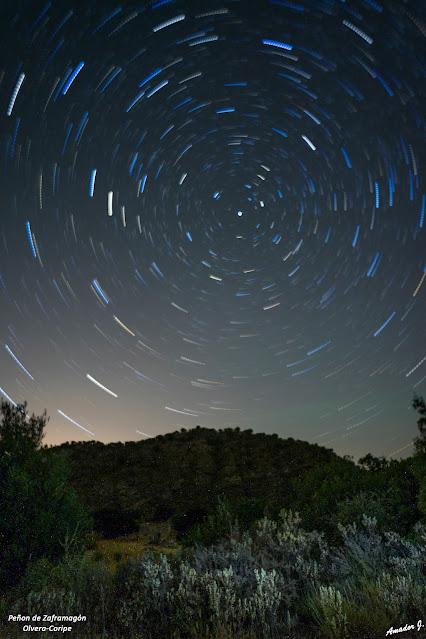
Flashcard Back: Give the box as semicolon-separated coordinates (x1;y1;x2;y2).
38;407;419;462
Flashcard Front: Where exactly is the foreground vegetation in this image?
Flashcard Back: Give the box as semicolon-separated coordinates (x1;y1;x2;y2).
1;397;425;638
3;511;426;638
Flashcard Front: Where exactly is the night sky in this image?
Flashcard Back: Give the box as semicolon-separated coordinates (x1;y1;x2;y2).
0;0;425;459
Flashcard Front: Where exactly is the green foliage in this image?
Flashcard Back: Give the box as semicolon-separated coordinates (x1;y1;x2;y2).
0;401;92;592
182;497;237;546
332;459;420;535
411;453;426;520
413;394;426;454
411;395;426;520
291;457;365;537
307;585;349;639
334;491;390;528
11;553;115;638
293;453;421;542
18;557;56;595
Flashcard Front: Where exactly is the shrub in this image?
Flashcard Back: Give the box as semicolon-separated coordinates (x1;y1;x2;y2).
183;497;236;546
330;515;426;585
304;516;426;638
10;554;114;638
307;585;348;639
114;553;175;638
5;511;426;639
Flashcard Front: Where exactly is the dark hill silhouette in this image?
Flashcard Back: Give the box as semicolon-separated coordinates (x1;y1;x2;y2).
46;426;424;537
45;426;421;539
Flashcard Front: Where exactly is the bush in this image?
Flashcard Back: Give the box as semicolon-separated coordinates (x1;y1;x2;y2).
304;517;426;638
183;497;236;546
18;557;56;595
10;553;114;638
307;585;348;639
114;553;175;638
4;495;426;638
330;516;426;585
172;507;208;538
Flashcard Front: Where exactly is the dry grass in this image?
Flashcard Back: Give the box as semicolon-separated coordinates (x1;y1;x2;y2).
86;522;181;572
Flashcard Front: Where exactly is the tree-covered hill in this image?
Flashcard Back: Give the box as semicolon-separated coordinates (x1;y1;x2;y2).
46;426;422;539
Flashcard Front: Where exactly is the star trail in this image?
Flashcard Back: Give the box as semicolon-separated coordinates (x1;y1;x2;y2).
0;0;424;458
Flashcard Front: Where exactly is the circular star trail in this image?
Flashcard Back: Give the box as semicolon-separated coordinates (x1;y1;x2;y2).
0;0;425;457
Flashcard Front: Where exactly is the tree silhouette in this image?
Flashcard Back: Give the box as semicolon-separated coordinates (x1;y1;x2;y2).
413;395;426;454
0;401;91;592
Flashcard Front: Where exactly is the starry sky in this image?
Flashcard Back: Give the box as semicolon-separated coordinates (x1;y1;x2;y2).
0;0;425;459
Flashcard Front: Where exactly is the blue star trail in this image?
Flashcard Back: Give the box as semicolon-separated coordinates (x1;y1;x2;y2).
0;0;424;458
